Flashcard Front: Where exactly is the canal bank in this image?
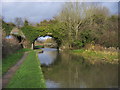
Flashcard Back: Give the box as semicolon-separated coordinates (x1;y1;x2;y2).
71;49;118;64
3;49;46;88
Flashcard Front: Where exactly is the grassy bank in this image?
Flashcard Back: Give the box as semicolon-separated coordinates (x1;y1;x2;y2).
72;49;118;64
2;48;32;75
6;51;46;88
34;45;44;49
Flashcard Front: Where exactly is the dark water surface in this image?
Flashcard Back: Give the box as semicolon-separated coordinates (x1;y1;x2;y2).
38;48;118;88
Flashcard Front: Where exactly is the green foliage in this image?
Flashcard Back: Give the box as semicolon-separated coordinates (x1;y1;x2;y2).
108;15;118;22
18;48;32;53
21;25;40;43
80;30;95;46
2;20;15;35
92;14;105;24
34;45;44;49
7;51;46;88
47;21;66;46
2;48;31;75
73;40;84;48
96;15;118;48
24;19;29;26
72;30;98;48
21;20;64;47
21;14;118;48
72;49;118;63
2;52;23;75
2;14;117;49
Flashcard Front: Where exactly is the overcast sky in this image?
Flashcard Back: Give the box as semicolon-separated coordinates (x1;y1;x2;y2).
2;2;118;23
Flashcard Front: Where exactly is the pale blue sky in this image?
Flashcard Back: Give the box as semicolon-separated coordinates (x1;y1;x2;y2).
2;2;118;23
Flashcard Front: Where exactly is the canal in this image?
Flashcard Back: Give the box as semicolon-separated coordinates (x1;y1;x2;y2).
38;48;118;88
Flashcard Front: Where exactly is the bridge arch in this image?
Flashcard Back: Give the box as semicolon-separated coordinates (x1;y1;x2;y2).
33;34;62;49
20;24;63;49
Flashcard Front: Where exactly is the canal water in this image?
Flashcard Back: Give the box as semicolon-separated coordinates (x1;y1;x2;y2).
38;48;118;88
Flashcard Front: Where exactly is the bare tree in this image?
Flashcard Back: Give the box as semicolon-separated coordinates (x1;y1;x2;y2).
57;2;110;35
55;2;113;48
14;17;24;28
55;2;84;48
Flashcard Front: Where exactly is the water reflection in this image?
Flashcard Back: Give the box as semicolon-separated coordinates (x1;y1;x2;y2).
38;48;118;88
46;79;60;88
38;48;58;66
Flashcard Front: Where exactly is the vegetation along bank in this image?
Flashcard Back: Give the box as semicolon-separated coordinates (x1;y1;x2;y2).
3;49;46;88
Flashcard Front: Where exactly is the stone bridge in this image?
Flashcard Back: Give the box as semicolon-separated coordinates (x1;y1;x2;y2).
10;27;29;48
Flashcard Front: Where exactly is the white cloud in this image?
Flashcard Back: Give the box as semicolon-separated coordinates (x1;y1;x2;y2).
37;36;52;41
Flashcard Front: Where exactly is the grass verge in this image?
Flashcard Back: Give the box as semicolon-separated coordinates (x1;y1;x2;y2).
34;45;44;49
6;51;46;88
2;48;32;75
72;49;118;64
